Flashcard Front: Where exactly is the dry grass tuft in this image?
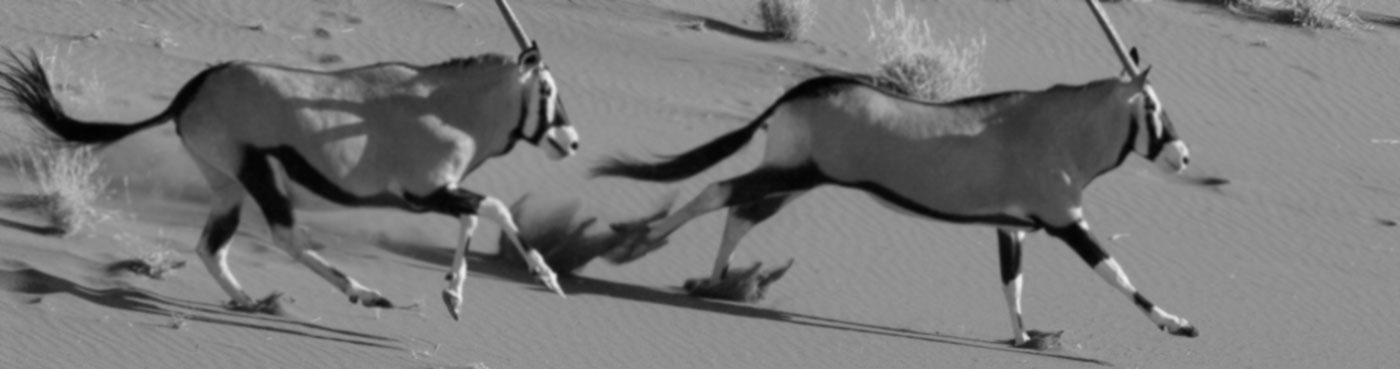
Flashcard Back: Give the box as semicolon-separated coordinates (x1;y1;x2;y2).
1228;0;1368;29
2;145;111;236
757;0;816;41
867;0;985;101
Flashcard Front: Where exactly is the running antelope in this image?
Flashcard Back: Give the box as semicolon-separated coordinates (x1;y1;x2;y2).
592;52;1199;345
0;45;575;320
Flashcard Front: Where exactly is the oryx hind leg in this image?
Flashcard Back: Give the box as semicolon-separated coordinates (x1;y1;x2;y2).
685;190;807;292
237;151;391;309
408;187;564;302
190;157;254;308
1045;220;1198;338
639;164;825;249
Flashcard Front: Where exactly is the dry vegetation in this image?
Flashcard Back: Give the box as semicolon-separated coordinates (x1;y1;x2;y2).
867;0;985;101
1226;0;1367;29
756;0;816;41
2;145;111;236
0;47;112;236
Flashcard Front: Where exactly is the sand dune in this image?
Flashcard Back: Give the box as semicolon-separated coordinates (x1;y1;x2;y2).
2;0;1399;368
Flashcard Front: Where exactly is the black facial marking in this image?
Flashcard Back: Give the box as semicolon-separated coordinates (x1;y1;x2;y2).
198;206;243;255
1133;292;1155;312
997;230;1023;284
1045;224;1109;266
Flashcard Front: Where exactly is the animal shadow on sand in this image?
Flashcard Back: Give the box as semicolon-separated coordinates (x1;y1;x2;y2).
377;195;1111;367
0;261;403;351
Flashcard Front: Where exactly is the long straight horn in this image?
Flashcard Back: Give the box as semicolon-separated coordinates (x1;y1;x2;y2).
1085;0;1139;75
494;0;533;50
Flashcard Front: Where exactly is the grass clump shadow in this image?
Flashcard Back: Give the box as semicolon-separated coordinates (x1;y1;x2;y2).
1225;0;1368;29
867;0;985;101
1;144;111;237
757;0;816;42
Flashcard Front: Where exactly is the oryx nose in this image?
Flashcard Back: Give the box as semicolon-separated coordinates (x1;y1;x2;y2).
1181;156;1190;166
570;142;580;151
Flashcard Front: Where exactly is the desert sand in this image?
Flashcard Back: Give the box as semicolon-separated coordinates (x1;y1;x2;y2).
1;0;1398;368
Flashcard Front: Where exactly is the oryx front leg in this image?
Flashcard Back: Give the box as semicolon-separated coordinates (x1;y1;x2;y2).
1046;221;1198;338
442;215;478;321
476;194;564;298
996;228;1029;346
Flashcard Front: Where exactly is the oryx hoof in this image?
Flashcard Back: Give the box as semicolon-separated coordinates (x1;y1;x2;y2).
534;270;566;298
523;251;566;298
441;289;463;321
1013;330;1063;351
1162;323;1199;338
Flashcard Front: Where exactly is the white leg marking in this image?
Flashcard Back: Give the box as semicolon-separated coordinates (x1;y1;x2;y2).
1096;257;1195;335
1148;306;1192;331
1004;274;1027;345
1093;258;1137;296
443;215;478;320
478;196;564;297
199;242;252;305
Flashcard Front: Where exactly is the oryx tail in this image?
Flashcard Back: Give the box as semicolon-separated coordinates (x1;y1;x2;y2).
0;50;223;145
592;102;778;182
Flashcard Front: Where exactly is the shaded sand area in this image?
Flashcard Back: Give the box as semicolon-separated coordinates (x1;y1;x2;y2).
1;0;1398;368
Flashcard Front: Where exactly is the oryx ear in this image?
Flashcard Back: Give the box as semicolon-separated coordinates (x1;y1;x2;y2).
518;41;542;68
1130;65;1152;86
1129;47;1141;67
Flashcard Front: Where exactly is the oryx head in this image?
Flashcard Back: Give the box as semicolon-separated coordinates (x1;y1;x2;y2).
1124;49;1189;174
516;42;579;161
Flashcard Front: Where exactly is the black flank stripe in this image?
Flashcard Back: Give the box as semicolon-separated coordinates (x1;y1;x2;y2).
260;146;418;210
1133;292;1155;312
836;180;1039;229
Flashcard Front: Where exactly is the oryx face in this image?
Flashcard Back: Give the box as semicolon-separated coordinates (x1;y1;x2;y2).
1128;79;1189;174
517;46;579;161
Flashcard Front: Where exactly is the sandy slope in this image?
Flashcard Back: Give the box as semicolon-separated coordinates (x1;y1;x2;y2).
1;0;1398;368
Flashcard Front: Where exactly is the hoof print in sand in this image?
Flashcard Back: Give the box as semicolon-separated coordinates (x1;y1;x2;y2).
227;292;294;316
684;259;795;302
106;258;186;279
1012;330;1064;351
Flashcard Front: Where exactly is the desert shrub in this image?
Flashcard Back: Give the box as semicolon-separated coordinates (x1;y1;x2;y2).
757;0;816;41
868;0;985;101
3;145;110;236
1228;0;1366;29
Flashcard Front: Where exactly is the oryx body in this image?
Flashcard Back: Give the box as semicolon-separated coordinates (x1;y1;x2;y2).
0;47;578;319
593;69;1198;345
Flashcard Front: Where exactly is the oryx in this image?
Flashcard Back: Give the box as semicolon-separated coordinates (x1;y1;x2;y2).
591;49;1200;345
0;43;577;319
